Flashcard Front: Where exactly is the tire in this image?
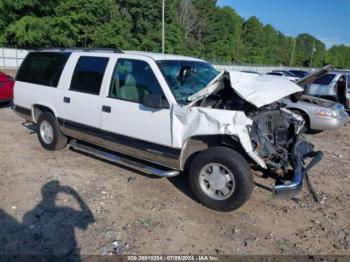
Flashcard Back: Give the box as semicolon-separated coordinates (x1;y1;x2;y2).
37;112;68;151
188;146;253;212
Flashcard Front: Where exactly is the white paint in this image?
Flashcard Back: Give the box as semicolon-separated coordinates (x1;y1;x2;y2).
172;105;267;168
15;51;306;170
227;71;303;108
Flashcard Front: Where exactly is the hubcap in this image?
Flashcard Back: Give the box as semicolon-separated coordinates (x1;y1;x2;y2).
40;120;54;144
199;163;236;200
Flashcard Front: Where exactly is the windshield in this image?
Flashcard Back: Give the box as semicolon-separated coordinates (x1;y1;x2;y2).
157;60;219;103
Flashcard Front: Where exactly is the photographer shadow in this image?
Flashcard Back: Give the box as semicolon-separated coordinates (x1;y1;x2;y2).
0;180;95;260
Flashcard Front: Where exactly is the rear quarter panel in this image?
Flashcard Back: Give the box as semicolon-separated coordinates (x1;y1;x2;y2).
14;81;63;122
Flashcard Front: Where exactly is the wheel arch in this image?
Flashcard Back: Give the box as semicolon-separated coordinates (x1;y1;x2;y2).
32;104;57;123
180;135;250;171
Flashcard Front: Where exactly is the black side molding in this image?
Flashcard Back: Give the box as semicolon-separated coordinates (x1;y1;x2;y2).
13;105;32;121
57;118;181;160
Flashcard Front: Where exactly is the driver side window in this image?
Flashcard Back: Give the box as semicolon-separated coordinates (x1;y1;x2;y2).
109;59;164;103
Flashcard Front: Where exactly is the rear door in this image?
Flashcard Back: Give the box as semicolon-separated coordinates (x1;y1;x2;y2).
59;54;110;143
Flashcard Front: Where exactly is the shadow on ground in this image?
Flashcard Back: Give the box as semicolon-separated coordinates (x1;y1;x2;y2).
0;100;13;109
0;180;95;260
168;174;196;201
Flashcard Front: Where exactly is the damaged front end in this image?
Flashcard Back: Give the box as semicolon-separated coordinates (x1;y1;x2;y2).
186;70;325;200
249;105;323;199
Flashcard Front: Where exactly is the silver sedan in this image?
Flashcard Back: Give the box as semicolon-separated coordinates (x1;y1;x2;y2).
282;95;349;131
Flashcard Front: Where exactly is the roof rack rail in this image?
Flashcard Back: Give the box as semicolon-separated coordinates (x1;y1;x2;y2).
35;47;123;53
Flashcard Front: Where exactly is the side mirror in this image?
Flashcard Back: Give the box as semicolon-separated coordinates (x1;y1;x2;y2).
142;94;169;109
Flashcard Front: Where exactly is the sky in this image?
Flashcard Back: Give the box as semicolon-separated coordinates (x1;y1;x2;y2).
218;0;350;49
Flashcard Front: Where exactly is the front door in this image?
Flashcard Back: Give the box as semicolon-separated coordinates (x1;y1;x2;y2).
100;58;177;166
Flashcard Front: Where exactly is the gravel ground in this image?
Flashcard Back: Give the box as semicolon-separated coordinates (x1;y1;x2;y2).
0;104;349;256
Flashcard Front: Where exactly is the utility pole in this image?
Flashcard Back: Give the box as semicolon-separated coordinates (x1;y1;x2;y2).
310;41;316;68
289;37;297;67
162;0;165;54
234;30;241;63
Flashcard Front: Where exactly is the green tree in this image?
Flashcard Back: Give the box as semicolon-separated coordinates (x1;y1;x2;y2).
1;0;132;48
294;33;326;67
205;7;243;62
0;0;349;68
119;0;185;53
237;16;264;64
324;45;350;69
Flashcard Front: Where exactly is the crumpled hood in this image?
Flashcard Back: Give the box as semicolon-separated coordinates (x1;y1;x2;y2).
228;71;303;108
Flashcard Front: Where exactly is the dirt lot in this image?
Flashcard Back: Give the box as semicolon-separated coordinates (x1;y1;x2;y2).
0;104;349;256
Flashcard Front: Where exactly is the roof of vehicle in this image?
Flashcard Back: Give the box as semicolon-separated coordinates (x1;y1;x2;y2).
272;70;296;76
34;48;206;62
289;70;309;73
123;51;205;62
330;71;350;76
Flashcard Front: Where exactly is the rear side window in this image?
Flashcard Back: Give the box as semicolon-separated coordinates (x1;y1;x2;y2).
16;52;70;87
347;75;350;89
70;56;109;95
313;74;336;85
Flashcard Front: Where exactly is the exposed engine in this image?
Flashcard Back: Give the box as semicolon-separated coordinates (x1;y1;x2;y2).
192;71;323;200
248;105;303;171
196;78;304;173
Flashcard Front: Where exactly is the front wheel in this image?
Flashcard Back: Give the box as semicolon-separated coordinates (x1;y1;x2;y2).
188;146;253;212
37;112;68;151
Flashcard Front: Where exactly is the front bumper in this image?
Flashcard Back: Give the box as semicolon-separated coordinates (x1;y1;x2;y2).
272;140;323;199
310;111;349;130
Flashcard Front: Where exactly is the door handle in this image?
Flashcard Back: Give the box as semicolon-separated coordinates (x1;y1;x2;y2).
63;97;71;103
102;105;111;113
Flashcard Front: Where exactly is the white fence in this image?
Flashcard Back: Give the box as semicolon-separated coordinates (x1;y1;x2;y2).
0;48;29;69
213;64;314;74
0;47;348;73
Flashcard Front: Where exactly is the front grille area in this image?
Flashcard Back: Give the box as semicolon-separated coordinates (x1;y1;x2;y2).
254;110;291;147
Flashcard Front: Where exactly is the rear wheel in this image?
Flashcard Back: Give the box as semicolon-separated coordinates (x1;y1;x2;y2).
188;146;253;212
37;112;67;151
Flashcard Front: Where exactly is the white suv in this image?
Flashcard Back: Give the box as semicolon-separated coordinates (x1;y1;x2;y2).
14;49;323;211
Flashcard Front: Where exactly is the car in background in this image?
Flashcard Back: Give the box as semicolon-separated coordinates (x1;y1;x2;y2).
280;66;349;132
289;70;309;78
266;70;300;82
240;70;261;75
282;95;348;132
0;71;14;104
305;72;350;110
